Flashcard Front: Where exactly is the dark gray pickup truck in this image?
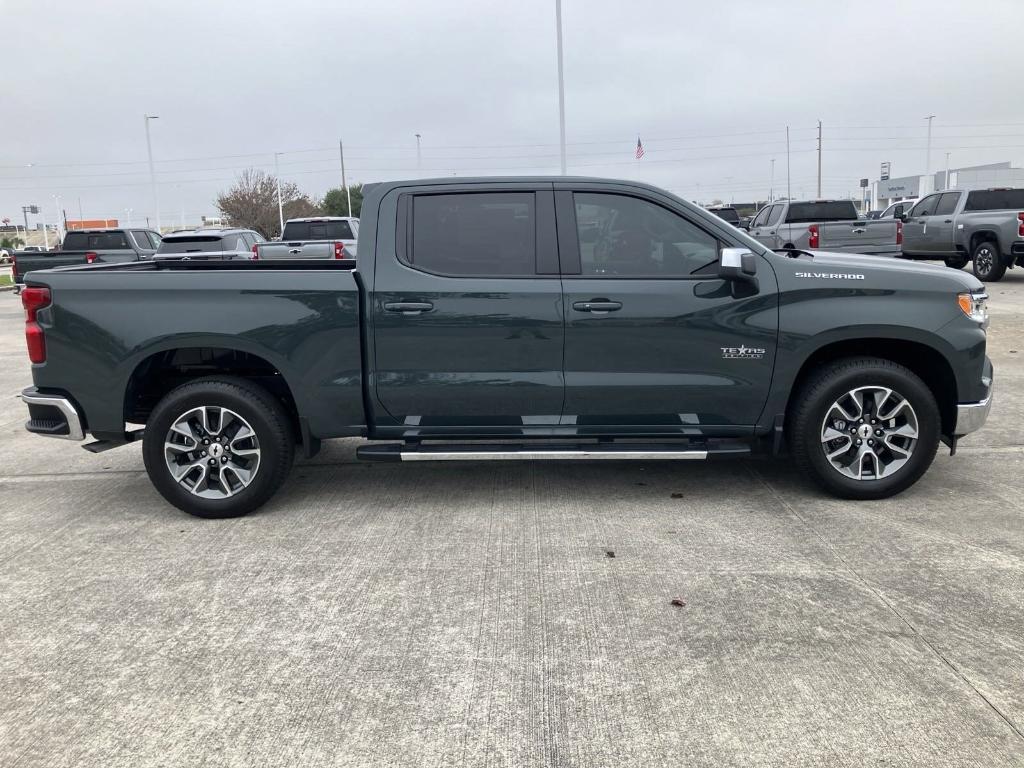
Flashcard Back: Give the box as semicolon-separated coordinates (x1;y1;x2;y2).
12;228;161;287
18;177;993;518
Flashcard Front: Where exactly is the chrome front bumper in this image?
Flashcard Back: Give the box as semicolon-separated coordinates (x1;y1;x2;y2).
21;389;86;441
953;380;994;438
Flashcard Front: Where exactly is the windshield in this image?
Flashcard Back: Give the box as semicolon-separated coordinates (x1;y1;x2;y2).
157;236;224;254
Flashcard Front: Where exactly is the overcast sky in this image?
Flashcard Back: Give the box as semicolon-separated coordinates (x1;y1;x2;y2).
3;0;1023;228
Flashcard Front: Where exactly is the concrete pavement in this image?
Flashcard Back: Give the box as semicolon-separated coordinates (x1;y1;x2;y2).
1;275;1023;767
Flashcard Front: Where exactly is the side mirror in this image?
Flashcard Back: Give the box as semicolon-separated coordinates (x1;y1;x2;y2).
893;204;906;221
719;247;758;287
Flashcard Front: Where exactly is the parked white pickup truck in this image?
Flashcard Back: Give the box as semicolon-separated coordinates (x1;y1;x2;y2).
253;216;358;260
748;199;902;256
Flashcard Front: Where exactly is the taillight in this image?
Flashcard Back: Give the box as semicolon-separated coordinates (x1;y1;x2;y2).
251;243;259;260
334;241;346;259
21;286;51;364
85;251;97;264
807;224;820;249
896;219;903;246
1018;212;1024;238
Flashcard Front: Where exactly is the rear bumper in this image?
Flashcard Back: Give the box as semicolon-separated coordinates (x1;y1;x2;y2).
21;388;85;441
953;360;993;437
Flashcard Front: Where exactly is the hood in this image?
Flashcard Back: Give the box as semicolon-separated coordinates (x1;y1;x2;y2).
790;250;983;292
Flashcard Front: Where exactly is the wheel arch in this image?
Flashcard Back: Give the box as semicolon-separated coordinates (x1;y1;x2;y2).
123;344;302;438
969;229;1002;255
782;337;958;437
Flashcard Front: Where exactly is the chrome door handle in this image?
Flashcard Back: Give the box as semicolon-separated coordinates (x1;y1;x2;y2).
852;228;866;234
288;248;302;254
944;219;953;223
572;300;622;314
384;301;434;315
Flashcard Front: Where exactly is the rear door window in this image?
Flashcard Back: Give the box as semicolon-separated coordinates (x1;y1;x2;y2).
765;204;784;226
131;231;153;249
408;192;537;277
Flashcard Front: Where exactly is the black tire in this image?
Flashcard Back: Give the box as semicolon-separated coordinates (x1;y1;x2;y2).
971;240;1006;282
142;377;295;518
944;255;969;270
789;357;940;500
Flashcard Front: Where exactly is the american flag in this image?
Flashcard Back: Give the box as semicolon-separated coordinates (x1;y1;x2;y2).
635;137;645;159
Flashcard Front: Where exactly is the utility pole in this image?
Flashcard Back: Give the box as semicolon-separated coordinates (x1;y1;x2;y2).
769;158;775;202
554;0;567;175
41;207;49;250
924;114;935;195
52;195;63;243
786;126;791;201
944;152;951;190
415;134;422;173
339;139;352;216
816;120;822;198
144;115;160;233
274;152;284;236
78;197;84;223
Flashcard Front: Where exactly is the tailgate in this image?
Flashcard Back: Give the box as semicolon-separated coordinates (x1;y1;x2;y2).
819;220;899;254
13;251;88;282
254;240;346;259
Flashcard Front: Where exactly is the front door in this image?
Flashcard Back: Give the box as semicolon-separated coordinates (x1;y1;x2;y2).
556;187;779;435
928;192;961;257
372;186;565;432
902;194;941;255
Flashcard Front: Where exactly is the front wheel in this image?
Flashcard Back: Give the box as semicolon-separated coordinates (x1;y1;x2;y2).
789;357;940;499
972;241;1006;281
142;378;295;518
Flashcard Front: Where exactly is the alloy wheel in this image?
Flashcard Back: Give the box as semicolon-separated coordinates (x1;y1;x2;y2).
163;406;261;499
820;386;918;481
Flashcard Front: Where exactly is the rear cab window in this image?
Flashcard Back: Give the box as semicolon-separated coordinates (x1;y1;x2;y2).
63;231;131;250
784;201;858;223
964;189;1024;211
282;220;354;240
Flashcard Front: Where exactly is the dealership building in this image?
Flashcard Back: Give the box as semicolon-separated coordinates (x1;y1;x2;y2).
872;161;1024;209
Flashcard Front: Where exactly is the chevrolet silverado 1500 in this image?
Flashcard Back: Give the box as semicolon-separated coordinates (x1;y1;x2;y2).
18;177;993;518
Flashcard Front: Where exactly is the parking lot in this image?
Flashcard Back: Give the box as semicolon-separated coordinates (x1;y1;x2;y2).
1;276;1023;766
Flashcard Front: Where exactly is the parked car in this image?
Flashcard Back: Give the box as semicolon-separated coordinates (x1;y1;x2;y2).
895;188;1024;281
18;176;991;518
880;199;918;219
12;228;161;285
21;245;44;252
253;216;358;259
706;206;741;227
747;199;902;256
0;248;11;264
155;228;265;261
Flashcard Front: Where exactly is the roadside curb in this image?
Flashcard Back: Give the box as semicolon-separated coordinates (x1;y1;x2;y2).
0;285;16;293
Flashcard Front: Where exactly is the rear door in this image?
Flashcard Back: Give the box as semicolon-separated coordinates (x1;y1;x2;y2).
371;184;565;432
557;184;779;434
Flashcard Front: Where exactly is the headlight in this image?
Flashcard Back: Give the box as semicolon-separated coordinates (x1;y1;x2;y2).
958;291;989;327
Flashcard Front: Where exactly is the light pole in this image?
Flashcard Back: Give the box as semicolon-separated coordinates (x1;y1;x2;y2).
944;152;951;190
144;115;161;233
125;208;133;226
924;115;935;195
274;152;284;236
339;139;352;216
52;195;63;243
769;158;775;202
415;134;422;173
554;0;567;175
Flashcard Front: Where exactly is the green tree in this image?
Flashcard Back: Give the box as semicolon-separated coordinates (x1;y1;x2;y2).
322;183;363;218
1;236;25;250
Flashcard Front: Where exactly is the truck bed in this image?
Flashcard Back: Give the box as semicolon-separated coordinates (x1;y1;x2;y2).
23;258;364;441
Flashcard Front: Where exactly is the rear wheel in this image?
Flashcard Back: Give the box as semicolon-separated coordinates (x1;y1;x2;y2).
142;378;295;518
790;357;940;499
944;254;969;270
972;240;1006;281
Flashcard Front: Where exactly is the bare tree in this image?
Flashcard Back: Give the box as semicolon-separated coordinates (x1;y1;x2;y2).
216;168;321;238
